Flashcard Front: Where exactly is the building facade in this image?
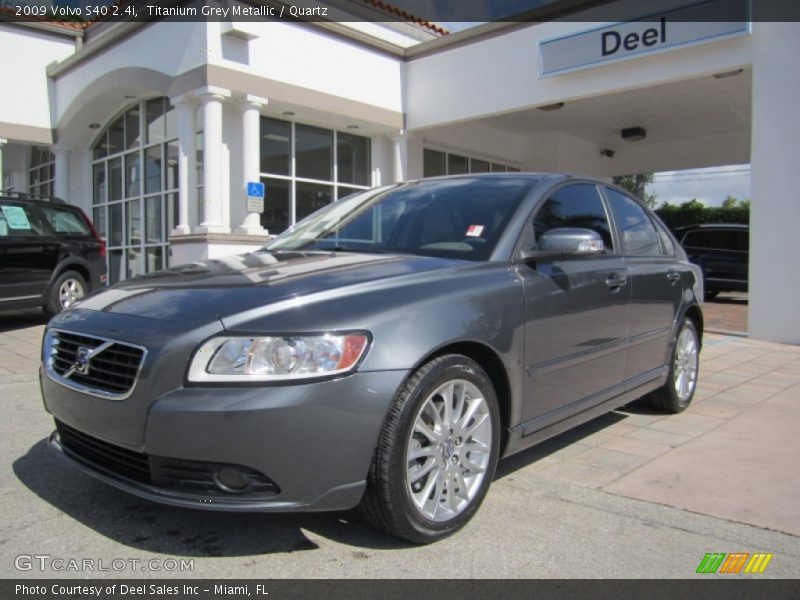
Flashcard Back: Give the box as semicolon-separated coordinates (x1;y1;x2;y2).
1;0;799;343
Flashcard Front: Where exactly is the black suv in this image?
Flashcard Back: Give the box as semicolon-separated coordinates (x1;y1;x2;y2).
676;223;748;300
0;193;106;316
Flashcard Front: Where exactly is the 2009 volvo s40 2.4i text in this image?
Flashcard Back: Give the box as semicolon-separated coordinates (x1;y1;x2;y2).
41;174;703;543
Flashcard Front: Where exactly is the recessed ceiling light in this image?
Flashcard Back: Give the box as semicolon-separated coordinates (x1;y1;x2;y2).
713;68;744;79
537;102;565;111
621;126;647;142
282;111;295;116
89;123;101;129
124;95;137;99
346;125;359;130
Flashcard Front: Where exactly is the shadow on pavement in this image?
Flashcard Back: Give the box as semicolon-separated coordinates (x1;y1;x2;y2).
0;309;46;333
13;439;411;556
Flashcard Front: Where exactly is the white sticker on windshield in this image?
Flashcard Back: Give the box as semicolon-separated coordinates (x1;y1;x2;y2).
466;224;484;237
1;205;31;230
0;220;7;236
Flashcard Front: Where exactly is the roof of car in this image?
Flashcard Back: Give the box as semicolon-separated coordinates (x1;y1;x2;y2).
0;192;69;206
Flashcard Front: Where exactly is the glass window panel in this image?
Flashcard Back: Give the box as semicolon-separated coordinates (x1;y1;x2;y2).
93;163;106;205
165;142;179;191
146;98;166;144
507;166;521;172
295;124;332;181
41;164;52;182
126;199;141;245
125;153;141;198
93;131;108;160
605;188;660;256
145;195;163;243
127;247;143;279
145;247;164;273
337;132;369;185
260;117;290;176
447;154;468;175
295;181;332;222
164;100;177;140
144;145;162;194
109;203;123;246
93;206;107;239
534;184;614;251
29;167;40;186
490;163;507;172
109;249;124;285
109;157;123;201
108;115;125;155
423;149;446;177
125;106;141;150
260;178;290;234
337;186;361;200
470;159;490;173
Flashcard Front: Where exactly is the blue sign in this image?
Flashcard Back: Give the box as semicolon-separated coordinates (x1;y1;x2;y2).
247;181;265;199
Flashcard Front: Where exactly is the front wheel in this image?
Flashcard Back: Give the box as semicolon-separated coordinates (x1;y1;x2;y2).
360;354;500;544
647;318;700;413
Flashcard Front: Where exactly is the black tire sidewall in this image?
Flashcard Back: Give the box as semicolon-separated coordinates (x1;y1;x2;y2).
46;270;87;316
386;355;501;542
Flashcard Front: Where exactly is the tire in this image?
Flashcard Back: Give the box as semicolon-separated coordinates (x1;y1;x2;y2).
360;354;501;544
46;270;87;317
647;318;700;414
704;290;719;301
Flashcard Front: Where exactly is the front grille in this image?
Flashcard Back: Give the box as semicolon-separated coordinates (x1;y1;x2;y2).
47;330;145;398
55;420;280;498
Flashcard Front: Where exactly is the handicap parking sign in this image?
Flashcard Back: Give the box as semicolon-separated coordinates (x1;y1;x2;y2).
247;181;265;199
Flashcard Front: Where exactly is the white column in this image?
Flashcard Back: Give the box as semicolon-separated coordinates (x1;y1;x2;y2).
748;22;800;343
197;86;231;234
0;139;6;190
236;95;268;235
53;146;70;201
390;131;409;183
170;95;198;236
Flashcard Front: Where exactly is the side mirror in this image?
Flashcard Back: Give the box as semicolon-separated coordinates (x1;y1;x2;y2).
518;228;605;263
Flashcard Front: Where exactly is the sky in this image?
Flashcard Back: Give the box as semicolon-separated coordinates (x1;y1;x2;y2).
647;165;751;207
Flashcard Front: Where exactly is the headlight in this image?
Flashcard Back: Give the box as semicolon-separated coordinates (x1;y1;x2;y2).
187;333;369;382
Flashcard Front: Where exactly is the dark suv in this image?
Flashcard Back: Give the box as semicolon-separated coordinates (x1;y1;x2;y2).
0;193;106;316
676;224;748;300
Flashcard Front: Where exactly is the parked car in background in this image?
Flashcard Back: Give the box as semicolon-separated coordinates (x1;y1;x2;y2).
41;174;703;543
0;192;106;316
676;223;748;300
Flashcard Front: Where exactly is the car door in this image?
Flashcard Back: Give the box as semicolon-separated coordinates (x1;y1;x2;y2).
604;187;681;384
0;201;59;304
517;183;631;430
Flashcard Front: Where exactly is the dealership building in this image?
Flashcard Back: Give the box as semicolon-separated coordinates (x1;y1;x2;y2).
0;0;798;343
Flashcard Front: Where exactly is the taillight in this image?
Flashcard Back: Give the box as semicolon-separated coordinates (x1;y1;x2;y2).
79;210;106;258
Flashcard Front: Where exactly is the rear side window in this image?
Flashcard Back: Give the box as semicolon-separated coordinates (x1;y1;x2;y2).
39;206;91;236
533;184;614;251
605;188;661;256
653;218;676;255
0;203;49;238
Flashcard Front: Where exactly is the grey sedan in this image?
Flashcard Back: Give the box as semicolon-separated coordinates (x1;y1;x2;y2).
40;174;703;543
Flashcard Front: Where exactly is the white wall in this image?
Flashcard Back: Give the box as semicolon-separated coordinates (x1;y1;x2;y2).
406;20;753;130
0;25;74;137
748;22;800;343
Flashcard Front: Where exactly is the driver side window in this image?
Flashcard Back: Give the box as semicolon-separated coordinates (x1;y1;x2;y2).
532;184;614;252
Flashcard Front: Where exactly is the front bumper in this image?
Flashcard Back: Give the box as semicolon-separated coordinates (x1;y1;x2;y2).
44;368;409;512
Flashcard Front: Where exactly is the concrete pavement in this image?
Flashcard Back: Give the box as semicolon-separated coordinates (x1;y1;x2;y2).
0;309;798;578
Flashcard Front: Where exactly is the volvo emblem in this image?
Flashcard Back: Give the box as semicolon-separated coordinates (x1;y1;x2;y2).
74;347;91;375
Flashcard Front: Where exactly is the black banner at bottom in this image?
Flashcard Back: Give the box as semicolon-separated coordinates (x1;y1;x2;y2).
3;579;800;600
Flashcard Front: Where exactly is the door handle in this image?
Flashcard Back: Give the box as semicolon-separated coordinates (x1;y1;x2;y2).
667;271;681;284
605;274;628;289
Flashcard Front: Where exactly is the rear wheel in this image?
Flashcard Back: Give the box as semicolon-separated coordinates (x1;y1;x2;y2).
647;318;700;413
46;271;87;317
360;354;500;544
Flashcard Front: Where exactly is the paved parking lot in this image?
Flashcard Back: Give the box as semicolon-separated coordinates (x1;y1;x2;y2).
1;309;798;578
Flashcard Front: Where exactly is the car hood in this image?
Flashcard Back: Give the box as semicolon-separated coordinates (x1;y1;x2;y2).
73;250;464;325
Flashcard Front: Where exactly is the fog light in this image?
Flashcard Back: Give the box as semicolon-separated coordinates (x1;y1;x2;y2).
213;467;250;492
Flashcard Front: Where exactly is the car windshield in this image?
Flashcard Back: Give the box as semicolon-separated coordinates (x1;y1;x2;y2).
267;177;535;261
